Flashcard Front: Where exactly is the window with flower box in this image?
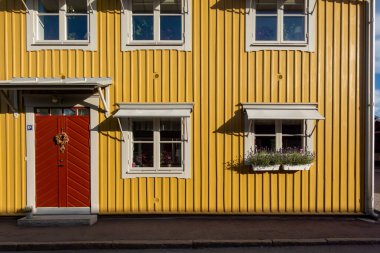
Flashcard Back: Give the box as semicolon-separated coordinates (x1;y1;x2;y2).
26;0;97;50
242;103;324;159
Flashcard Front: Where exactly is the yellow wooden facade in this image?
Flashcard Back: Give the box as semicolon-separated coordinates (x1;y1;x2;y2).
0;0;368;215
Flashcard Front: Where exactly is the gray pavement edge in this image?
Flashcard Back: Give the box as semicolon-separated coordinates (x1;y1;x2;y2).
1;238;380;251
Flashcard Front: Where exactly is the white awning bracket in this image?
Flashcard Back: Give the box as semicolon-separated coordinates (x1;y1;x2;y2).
20;0;30;13
97;87;110;118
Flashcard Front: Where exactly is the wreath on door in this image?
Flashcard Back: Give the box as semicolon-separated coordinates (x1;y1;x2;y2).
54;132;69;153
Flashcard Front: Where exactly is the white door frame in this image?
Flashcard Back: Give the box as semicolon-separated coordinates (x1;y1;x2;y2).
24;94;99;215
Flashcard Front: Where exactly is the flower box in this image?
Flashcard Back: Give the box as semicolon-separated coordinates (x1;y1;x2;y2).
282;164;312;171
251;165;281;172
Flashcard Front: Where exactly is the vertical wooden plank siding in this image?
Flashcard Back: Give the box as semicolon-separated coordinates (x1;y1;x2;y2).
0;0;366;214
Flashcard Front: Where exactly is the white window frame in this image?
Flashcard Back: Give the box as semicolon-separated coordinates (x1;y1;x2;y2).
26;0;97;51
250;119;310;151
117;103;193;179
245;0;316;52
121;0;192;51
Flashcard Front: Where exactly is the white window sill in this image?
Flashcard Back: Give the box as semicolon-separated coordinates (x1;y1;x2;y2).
124;171;190;179
247;43;313;52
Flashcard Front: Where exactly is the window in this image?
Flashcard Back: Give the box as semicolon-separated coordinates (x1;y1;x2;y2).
121;0;192;51
115;103;193;178
26;0;97;50
246;0;316;51
253;120;306;151
242;103;324;157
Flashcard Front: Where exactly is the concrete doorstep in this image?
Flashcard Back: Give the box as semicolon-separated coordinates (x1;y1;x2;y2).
17;215;97;227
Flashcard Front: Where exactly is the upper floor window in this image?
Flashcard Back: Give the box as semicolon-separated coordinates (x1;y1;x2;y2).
121;0;192;51
26;0;97;51
246;0;316;51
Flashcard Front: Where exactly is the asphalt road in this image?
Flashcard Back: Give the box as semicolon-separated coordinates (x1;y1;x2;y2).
2;245;380;253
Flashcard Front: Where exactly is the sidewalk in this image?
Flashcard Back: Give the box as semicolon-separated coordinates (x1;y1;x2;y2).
0;215;380;251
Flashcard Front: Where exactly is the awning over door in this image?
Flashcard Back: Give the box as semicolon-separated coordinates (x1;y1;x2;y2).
242;103;324;120
114;103;194;118
0;77;111;90
0;77;112;117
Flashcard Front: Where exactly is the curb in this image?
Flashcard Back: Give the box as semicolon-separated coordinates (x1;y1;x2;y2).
1;238;380;251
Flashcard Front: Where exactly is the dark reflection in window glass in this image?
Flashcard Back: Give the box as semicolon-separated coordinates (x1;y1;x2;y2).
133;143;154;167
256;16;277;41
255;120;275;134
282;120;303;135
283;136;303;149
132;0;154;13
160;119;181;141
255;136;276;150
38;16;59;40
67;15;88;40
133;16;154;40
160;143;182;167
133;121;154;141
38;0;59;13
63;108;76;116
284;16;305;41
160;16;182;40
36;108;49;115
50;108;62;115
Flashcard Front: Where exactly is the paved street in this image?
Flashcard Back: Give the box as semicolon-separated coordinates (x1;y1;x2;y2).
2;245;380;253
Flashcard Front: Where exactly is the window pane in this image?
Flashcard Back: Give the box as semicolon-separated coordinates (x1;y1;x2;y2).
256;16;277;41
160;0;181;14
36;108;49;115
282;120;303;135
160;143;182;167
67;15;88;40
160;16;182;40
132;16;154;40
256;0;277;14
38;0;59;13
160;119;181;141
255;120;275;135
284;0;305;14
255;136;276;150
38;15;59;40
133;143;154;167
77;108;89;116
132;0;154;13
132;121;153;141
50;108;62;115
283;136;303;149
284;16;305;41
66;0;87;14
63;108;76;116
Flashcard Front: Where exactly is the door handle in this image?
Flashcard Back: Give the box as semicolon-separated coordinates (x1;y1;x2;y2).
58;164;64;167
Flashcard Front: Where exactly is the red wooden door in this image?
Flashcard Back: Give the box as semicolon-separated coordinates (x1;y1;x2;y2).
35;108;90;207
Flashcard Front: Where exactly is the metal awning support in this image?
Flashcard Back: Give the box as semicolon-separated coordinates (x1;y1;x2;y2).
116;118;125;142
87;0;95;13
20;0;30;13
120;0;126;13
0;90;19;118
97;87;110;118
